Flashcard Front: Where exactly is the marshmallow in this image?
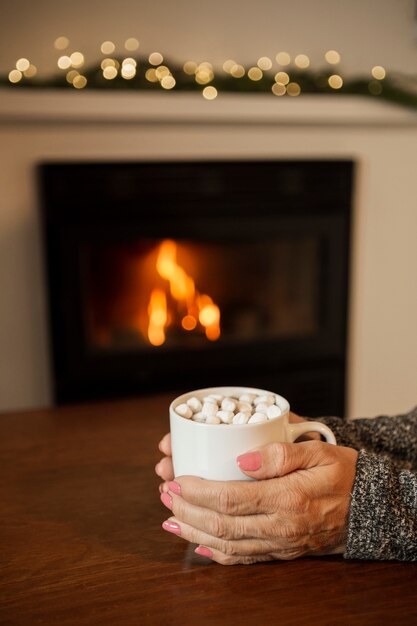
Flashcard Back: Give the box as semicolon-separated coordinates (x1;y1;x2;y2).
205;415;222;424
208;394;224;402
248;412;268;424
202;401;218;417
217;410;234;424
175;403;193;419
176;391;285;427
239;393;256;404
254;402;269;414
254;394;275;407
192;411;207;422
267;405;282;419
221;398;237;412
187;396;203;412
232;411;251;425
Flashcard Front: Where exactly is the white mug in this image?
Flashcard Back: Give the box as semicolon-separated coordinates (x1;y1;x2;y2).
169;386;336;481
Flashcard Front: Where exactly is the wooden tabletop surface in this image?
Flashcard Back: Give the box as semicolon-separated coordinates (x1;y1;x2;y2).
1;395;416;626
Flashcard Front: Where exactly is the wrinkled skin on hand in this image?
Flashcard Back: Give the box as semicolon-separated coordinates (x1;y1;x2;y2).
155;415;358;565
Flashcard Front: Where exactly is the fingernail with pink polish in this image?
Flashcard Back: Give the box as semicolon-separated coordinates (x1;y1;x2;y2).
162;520;181;535
237;451;262;471
160;492;173;510
195;545;213;558
168;481;181;495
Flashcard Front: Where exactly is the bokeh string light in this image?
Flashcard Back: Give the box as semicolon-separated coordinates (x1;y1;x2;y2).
1;39;416;109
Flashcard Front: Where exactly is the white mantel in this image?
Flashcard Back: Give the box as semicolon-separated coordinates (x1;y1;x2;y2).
1;90;416;418
1;90;417;126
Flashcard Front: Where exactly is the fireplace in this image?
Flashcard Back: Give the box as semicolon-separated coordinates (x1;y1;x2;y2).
39;160;353;416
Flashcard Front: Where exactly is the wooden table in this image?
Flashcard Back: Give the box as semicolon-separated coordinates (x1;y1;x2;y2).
1;395;416;625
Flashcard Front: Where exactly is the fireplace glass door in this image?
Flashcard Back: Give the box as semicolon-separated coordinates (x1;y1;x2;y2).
40;160;353;416
82;236;320;353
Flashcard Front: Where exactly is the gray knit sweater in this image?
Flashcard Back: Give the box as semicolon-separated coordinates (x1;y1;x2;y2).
318;407;417;561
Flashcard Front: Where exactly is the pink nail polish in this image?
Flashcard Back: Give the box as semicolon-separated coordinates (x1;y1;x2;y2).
195;545;213;558
162;520;181;535
168;481;181;495
160;492;173;510
237;451;262;471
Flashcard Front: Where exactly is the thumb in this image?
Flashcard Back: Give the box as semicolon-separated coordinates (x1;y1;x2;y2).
236;440;328;479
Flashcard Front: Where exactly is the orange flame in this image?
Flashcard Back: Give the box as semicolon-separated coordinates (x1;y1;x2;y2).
147;288;167;346
146;240;220;345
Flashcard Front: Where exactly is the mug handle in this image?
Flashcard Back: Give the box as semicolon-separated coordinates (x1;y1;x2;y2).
288;421;337;445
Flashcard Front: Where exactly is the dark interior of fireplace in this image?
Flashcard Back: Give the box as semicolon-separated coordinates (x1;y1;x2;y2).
39;160;353;417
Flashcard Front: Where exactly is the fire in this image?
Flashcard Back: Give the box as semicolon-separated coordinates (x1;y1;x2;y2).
147;288;167;346
147;240;220;346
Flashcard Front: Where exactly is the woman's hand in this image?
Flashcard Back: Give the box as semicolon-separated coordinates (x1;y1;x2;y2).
155;432;175;484
154;412;318;485
158;440;358;564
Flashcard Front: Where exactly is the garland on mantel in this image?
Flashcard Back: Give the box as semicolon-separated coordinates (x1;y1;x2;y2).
2;54;417;111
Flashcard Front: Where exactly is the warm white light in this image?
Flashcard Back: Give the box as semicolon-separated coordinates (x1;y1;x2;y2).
257;56;272;70
371;65;386;80
202;86;218;100
70;52;84;68
16;58;30;72
8;69;22;83
122;57;137;67
145;68;158;82
161;75;176;89
101;58;116;69
274;71;289;85
73;75;87;89
101;41;115;54
183;61;197;75
272;83;286;96
103;66;117;79
230;64;245;78
325;50;341;64
287;82;301;96
24;64;37;78
195;64;214;84
328;74;343;89
222;59;236;73
155;65;170;80
57;55;72;70
276;51;291;66
54;36;69;50
66;70;79;84
121;63;136;79
149;52;163;65
124;37;139;51
295;54;310;69
248;67;263;81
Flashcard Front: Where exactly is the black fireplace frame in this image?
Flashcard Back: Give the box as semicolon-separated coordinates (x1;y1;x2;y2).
39;160;354;416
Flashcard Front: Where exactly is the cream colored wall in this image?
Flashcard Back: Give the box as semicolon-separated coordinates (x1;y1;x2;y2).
0;94;416;417
1;2;417;416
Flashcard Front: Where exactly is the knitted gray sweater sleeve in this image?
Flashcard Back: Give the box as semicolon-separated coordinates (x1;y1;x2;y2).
317;408;417;561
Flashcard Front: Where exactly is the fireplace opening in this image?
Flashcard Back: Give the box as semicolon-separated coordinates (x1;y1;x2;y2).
83;236;319;352
39;160;353;416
